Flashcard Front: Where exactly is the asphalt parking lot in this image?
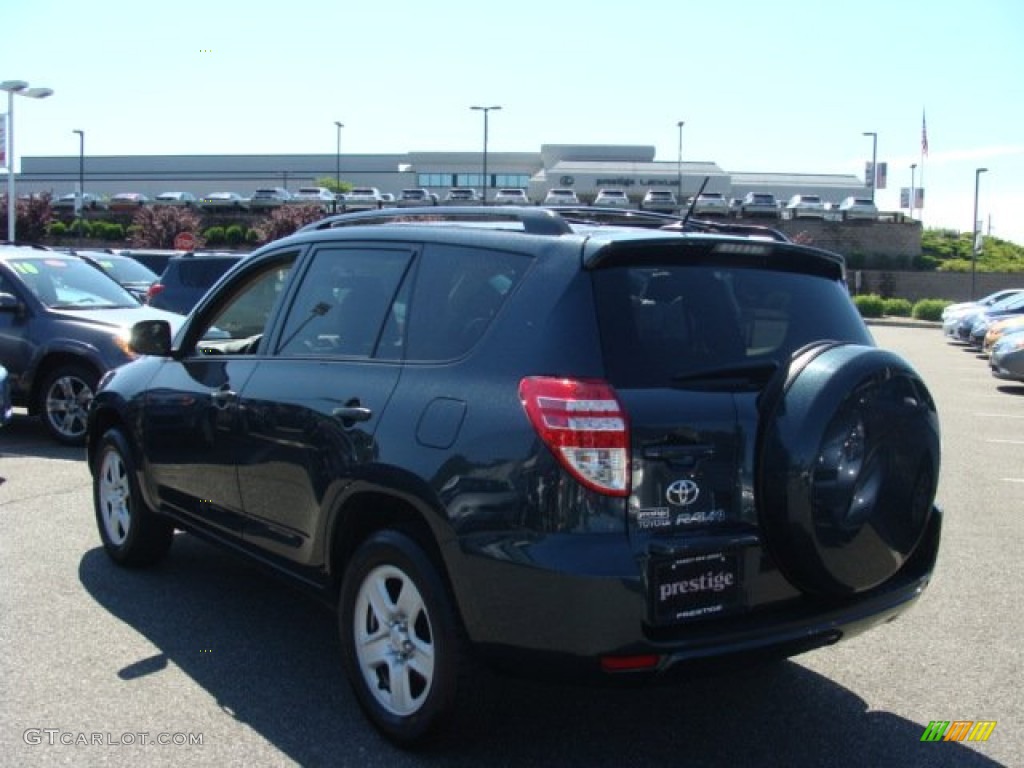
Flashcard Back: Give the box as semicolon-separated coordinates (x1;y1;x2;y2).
0;324;1020;768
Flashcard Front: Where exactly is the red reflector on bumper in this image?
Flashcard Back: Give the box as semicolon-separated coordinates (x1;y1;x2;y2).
600;654;660;672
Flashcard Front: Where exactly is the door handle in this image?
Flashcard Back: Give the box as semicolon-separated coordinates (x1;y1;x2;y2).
332;405;372;425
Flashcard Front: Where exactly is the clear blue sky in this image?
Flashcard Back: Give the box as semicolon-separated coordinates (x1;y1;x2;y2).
5;0;1023;244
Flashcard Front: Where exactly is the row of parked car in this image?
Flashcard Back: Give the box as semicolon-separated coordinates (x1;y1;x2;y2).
941;288;1024;384
51;188;345;213
49;186;881;222
417;188;880;221
0;243;249;443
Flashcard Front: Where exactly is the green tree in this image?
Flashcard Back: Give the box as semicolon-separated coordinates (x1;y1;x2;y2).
315;177;352;195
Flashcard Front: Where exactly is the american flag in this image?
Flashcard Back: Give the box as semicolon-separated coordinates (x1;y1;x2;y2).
921;112;929;157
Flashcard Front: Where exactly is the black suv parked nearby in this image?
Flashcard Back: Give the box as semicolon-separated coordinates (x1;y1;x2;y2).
145;252;245;315
0;244;182;443
87;207;942;746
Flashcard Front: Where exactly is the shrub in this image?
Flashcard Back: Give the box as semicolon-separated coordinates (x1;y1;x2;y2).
130;206;204;249
0;192;53;242
48;221;68;238
912;299;951;322
853;294;885;318
252;204;325;244
882;298;913;317
91;221;126;241
203;226;226;245
68;219;92;238
245;228;260;244
224;224;245;246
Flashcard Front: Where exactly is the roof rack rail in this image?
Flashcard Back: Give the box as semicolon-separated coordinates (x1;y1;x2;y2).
546;206;790;242
1;241;53;250
297;206;574;236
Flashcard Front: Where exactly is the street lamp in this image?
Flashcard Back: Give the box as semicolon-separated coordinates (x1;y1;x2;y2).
2;80;54;242
470;105;501;203
73;130;84;217
862;131;878;203
971;167;988;300
334;121;343;213
909;163;917;220
676;120;685;207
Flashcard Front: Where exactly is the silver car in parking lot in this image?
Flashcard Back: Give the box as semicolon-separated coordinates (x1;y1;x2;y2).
990;332;1024;383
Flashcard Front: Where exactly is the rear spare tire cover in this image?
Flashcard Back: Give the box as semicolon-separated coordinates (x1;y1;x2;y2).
757;343;940;595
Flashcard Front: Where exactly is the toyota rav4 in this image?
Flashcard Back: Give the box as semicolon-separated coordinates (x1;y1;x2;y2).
87;206;942;746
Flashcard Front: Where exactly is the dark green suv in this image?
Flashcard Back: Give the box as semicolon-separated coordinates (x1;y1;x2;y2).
87;207;942;745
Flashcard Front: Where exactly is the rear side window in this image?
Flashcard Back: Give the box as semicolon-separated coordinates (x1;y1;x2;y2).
277;247;413;358
593;265;870;387
405;244;530;361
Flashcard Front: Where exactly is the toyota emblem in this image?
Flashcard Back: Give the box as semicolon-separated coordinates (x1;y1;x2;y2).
666;479;700;507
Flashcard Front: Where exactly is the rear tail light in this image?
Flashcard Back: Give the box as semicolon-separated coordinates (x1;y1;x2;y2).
146;283;165;303
519;376;630;496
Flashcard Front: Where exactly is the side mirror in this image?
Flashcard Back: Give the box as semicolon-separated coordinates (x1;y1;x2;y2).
130;319;173;356
0;292;19;311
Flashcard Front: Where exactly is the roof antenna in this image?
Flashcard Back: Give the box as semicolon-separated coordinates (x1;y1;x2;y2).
680;176;710;227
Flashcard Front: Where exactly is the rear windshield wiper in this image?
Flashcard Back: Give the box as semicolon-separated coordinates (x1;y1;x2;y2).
671;361;779;391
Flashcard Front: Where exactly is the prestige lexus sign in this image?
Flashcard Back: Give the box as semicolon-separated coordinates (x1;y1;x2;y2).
595;177;681;188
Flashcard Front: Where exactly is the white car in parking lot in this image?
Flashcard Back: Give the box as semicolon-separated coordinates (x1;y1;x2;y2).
785;194;827;219
690;192;731;217
493;189;530;205
838;197;879;221
543;188;580;206
592;189;630;208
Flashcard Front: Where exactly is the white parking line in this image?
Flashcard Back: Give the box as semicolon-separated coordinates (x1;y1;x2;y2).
1003;478;1024;484
986;439;1024;445
974;413;1024;419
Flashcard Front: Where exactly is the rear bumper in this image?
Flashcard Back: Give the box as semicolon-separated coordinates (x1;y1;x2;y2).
447;506;941;680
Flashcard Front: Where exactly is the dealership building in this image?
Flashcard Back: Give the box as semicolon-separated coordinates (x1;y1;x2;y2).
16;144;868;206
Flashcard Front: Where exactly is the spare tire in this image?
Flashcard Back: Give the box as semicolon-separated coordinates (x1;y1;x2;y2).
757;342;940;596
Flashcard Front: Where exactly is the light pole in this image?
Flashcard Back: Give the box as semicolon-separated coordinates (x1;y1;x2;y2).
73;129;84;218
909;163;917;220
971;167;988;300
334;121;343;213
2;80;54;242
862;131;878;203
471;105;501;203
676;120;685;207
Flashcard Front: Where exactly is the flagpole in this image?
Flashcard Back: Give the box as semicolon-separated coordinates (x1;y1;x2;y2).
919;110;928;225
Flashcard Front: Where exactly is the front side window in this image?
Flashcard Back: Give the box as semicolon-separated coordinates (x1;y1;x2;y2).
193;254;297;354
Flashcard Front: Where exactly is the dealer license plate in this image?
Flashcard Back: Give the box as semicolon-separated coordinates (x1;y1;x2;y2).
651;550;742;623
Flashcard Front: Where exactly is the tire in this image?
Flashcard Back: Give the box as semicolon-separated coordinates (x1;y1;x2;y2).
38;363;99;445
339;530;465;747
94;428;174;567
757;343;940;595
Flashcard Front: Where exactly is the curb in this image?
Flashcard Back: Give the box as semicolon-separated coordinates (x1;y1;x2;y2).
863;317;941;329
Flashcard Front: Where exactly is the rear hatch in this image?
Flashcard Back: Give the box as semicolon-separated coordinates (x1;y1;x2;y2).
588;238;876;623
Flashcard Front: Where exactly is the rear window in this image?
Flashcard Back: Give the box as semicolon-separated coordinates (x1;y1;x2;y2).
593;264;869;388
173;258;240;288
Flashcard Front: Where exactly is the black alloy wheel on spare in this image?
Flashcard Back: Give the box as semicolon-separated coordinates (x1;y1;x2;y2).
756;342;940;596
